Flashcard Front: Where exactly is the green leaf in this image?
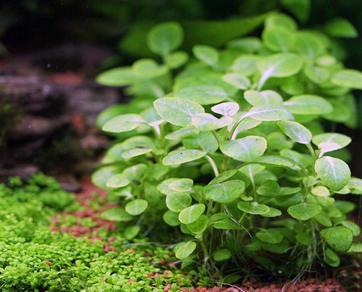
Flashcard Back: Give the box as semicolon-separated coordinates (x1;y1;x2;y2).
237;201;270;215
166;126;199;140
244;90;283;106
331;69;362;89
147;22;184;57
166;192;192;212
256;228;283;244
102;114;145;133
222;73;250;90
169;178;194;193
277;120;312;144
293;32;325;58
312;133;351;155
106;174;130;188
227;37;262;53
315;156;351;191
254;155;295;168
220;136;267;162
213;249;232;262
176;241;197;259
132;59;168;79
163;210;181;226
124;225;141;240
154;97;204;126
184;131;218;154
179;204;206;224
187;215;208;234
175;85;228;105
121;147;153;159
100;208;134;222
163;149;207;165
262;27;293;52
261;207;282;217
322;99;351;123
323;18;358;38
303;64;330;84
204;180;245;204
311;186;330;197
287;203;321;220
283;95;333;115
245;105;294;121
296;232;313;245
320;226;353;252
125;199;148;215
193;45;219;67
192;113;232;131
257;53;303;89
265;13;297;31
340;221;361;236
348;177;362;195
91;165;123;189
165;51;189;69
325;248;340;267
211;102;239;117
257;181;281;197
123;164;147;181
229;55;258;76
96;67;136;86
281;0;310;22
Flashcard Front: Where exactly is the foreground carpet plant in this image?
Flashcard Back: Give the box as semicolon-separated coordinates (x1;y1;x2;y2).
94;13;362;277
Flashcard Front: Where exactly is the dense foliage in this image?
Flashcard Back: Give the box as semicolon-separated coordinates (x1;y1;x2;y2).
94;12;362;277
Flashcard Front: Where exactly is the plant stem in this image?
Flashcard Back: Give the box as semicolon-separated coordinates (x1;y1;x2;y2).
206;155;220;177
211;130;222;145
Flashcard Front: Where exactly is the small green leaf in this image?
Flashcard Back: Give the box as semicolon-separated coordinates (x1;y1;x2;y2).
222;73;250;90
237;201;270;215
244;90;283;106
303;64;330;84
176;241;197;259
256;228;283;244
122;147;153;159
123;164;147;181
163;210;181;226
147;22;184;57
220;136;267;162
281;0;310;22
211;102;239;116
262;27;293;52
163;149;207;165
204;180;245;204
187;215;208;234
315;156;351;191
348;177;362;195
283;95;333;115
320;226;353;252
323;18;358;38
166;51;189;69
169;178;194;193
154;97;204;127
254;155;295;168
245;105;294;121
132;59;168;79
179;204;206;224
102;114;145;133
331;69;362;90
125;199;148;215
227;37;262;53
340;221;361;236
261;207;282;217
193;45;219;67
293;32;325;58
96;67;136;86
166;192;192;212
325;248;340;267
257;181;281;197
213;249;232;262
287;203;321;221
229;55;258;75
265;13;297;31
311;186;330;197
106;174;130;188
124;225;141;240
175;85;228;105
277;120;312;144
166;126;199;140
192;113;232;131
296;232;313;245
101;208;134;222
312;133;351;155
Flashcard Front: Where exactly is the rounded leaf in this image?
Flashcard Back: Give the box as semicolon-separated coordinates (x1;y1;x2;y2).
163;210;181;226
176;241;197;259
321;226;353;252
222;73;250;90
211;102;239;116
125;199;148;215
100;208;134;222
283;95;333;115
237;201;270;215
179;204;205;224
245;105;294;121
192;113;233;131
102;114;145;133
277;120;312;144
175;85;228;105
204;180;245;204
193;45;219;67
166;192;192;212
213;249;232;262
244;90;283;106
256;228;283;244
162;149;207;166
106;174;130;188
287;203;321;221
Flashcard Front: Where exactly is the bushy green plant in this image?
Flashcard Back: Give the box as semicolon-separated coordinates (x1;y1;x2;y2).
94;13;362;275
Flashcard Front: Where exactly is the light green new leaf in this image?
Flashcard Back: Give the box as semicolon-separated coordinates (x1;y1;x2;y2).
213;249;232;262
229;55;258;76
257;53;303;89
347;177;362;195
293;32;325;58
244;90;283;106
211;102;239;117
179;204;206;224
331;69;362;89
287;203;321;221
123;164;147;181
192;113;232;131
96;67;136;86
106;174;130;188
176;241;197;259
132;59;168;79
122;147;153;159
220;136;267;162
187;215;208;234
265;13;297;31
102;114;145;133
321;226;353;252
283;95;333;115
311;186;330;197
244;105;294;121
163;210;181;226
125;199;148;215
340;221;361;237
256;229;283;244
163;149;207;165
277;120;312;144
237;201;270;215
261;207;282;217
315;156;351;191
166;192;192;212
147;22;184;57
257;181;281;197
262;27;293;52
254;155;295;168
101;207;134;222
222;73;250;90
204;180;245;204
165;51;189;69
154;97;204;126
175;85;228;105
193;45;219;67
169;178;194;193
303;64;330;84
312;133;351;154
166;126;199;140
227;37;262;53
323;18;358;38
